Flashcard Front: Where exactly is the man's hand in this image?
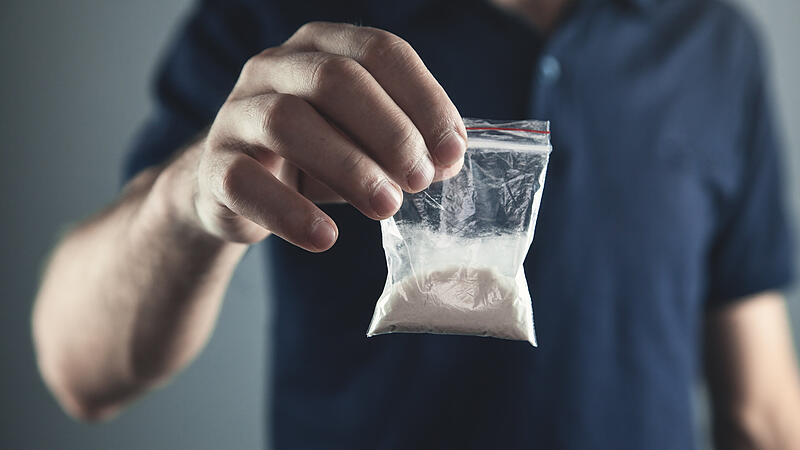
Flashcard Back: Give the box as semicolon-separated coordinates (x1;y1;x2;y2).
33;22;466;420
190;22;467;250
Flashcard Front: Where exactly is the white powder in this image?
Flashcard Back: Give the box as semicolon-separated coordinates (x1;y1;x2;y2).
367;266;536;345
368;119;550;347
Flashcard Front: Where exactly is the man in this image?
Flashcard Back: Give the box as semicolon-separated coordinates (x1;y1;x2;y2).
32;0;800;448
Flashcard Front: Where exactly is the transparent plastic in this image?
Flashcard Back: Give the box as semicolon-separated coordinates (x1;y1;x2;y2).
367;118;552;346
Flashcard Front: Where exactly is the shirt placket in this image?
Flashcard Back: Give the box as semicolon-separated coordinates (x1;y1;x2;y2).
527;2;597;119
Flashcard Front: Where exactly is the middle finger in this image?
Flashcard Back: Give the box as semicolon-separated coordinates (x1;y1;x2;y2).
232;50;435;193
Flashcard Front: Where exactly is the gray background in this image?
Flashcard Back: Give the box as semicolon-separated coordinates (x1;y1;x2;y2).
0;1;797;449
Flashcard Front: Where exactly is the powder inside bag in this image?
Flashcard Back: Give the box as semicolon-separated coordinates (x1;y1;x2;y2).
368;266;534;342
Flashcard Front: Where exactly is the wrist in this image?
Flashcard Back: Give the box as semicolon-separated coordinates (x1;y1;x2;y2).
146;139;228;247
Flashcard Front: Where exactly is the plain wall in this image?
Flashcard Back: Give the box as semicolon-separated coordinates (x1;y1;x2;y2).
0;1;797;449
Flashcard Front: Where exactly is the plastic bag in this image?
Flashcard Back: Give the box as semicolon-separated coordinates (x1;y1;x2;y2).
367;118;552;346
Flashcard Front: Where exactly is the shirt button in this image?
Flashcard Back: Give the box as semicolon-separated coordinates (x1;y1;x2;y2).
539;55;561;83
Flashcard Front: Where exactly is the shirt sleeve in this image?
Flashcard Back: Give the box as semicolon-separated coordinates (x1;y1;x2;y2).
705;38;796;306
122;0;275;182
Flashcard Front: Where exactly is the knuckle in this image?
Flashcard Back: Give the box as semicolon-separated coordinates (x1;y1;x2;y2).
382;112;423;152
359;29;414;66
219;157;249;204
240;95;264;124
239;55;261;83
204;118;227;150
238;48;278;88
392;128;425;175
393;121;419;148
394;127;420;159
363;173;388;197
203;134;226;158
296;21;324;37
339;148;367;175
310;55;363;95
337;150;381;204
262;94;305;145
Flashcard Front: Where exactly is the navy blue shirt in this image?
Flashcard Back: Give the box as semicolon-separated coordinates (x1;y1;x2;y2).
125;0;795;448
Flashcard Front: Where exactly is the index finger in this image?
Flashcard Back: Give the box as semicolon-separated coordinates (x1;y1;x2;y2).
285;22;467;172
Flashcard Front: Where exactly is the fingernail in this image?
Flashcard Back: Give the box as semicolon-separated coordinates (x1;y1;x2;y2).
432;132;466;166
370;179;403;218
309;220;336;250
407;157;435;192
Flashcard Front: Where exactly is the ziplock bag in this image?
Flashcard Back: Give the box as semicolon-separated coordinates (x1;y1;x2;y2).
366;118;552;346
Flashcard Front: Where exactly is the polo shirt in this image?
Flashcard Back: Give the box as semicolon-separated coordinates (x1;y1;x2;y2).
125;0;795;448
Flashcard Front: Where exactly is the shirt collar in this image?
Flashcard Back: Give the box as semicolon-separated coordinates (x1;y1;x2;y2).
369;0;663;29
583;0;664;13
618;0;662;12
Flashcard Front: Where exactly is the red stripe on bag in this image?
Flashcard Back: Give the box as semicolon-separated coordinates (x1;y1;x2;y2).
466;126;550;134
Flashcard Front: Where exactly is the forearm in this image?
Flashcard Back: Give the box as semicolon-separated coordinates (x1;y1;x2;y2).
32;141;247;420
706;293;800;450
712;400;800;450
